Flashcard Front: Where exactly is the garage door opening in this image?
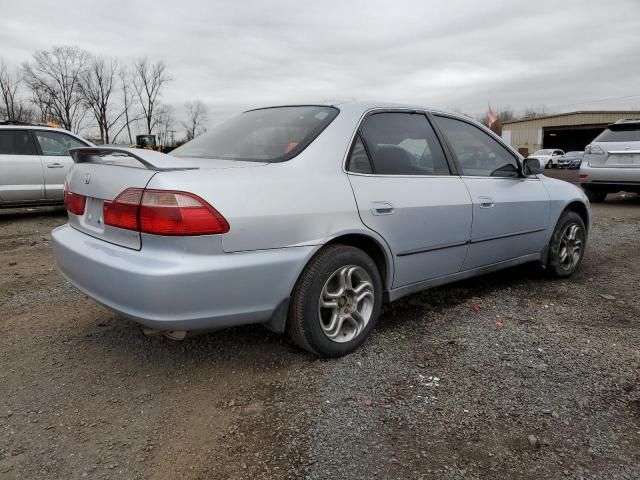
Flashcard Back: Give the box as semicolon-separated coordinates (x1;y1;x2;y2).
543;125;606;152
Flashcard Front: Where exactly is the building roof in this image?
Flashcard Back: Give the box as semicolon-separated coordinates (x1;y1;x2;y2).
502;110;640;125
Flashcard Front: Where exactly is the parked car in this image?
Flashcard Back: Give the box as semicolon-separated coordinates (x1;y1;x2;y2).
580;119;640;202
557;151;584;169
529;148;565;168
52;102;591;357
0;122;92;207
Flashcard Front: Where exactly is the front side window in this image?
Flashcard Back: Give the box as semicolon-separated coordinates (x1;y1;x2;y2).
434;116;519;178
355;112;449;175
171;106;339;162
0;130;37;155
35;130;86;156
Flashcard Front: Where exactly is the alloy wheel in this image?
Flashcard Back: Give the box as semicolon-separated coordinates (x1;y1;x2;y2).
317;265;375;343
558;223;584;270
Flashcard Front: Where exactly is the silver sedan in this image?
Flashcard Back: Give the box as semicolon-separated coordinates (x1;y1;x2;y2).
52;102;591;357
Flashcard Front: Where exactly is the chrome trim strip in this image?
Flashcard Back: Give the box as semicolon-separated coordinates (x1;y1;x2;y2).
471;227;546;244
397;240;469;257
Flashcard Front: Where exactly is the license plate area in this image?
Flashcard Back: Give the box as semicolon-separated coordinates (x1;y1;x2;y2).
608;154;640;166
81;197;106;233
69;196;141;250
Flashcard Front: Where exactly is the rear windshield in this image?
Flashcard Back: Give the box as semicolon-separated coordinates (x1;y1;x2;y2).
594;124;640;142
171;106;339;162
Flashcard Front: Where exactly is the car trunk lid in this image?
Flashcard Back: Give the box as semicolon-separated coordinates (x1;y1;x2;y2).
588;141;640;167
66;147;266;249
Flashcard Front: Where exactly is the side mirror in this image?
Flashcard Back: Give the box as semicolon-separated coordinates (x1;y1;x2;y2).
523;157;544;175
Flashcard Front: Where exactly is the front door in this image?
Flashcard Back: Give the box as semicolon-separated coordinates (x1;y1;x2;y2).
0;129;44;203
346;111;472;288
433;115;550;270
33;130;86;200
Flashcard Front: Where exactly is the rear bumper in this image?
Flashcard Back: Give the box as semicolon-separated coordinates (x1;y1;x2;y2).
52;224;315;331
579;163;640;191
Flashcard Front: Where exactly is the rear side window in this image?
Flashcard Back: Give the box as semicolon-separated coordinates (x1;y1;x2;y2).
35;130;87;156
171;106;339;162
0;130;37;155
355;112;450;175
594;125;640;142
346;135;373;174
434;116;519;178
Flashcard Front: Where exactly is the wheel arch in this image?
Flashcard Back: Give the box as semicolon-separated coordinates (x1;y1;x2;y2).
264;231;393;334
564;200;590;232
324;233;393;291
540;199;591;266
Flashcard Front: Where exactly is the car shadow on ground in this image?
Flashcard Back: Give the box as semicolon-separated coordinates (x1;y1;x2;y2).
75;262;548;365
0;205;66;222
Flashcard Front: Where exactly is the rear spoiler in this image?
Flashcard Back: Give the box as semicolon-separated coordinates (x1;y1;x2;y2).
69;147;192;171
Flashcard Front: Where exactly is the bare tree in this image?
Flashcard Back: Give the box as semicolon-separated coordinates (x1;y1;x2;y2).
110;67;138;145
78;56;126;144
521;106;550;119
182;100;208;140
154;104;175;148
22;46;89;132
132;58;170;134
0;59;33;122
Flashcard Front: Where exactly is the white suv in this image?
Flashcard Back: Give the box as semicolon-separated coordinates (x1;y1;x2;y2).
580;119;640;202
0;122;92;207
529;148;565;169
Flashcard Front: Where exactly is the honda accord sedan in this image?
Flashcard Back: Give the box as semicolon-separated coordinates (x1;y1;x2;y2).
52;102;591;357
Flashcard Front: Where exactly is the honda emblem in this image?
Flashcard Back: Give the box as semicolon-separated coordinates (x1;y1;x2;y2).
84;173;91;184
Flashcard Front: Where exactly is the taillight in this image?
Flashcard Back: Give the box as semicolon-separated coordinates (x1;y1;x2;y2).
585;144;604;155
103;188;230;236
64;181;87;216
579;174;588;180
103;188;143;231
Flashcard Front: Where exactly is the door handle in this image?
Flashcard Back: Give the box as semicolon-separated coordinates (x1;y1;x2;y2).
47;163;64;168
478;196;494;209
371;201;395;215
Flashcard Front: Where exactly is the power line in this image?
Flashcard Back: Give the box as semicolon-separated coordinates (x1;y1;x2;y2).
551;93;640;110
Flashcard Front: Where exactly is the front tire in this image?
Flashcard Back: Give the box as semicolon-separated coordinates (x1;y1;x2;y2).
546;211;586;278
546;160;553;169
287;245;382;357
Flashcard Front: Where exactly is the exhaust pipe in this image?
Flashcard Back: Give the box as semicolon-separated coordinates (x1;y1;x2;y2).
142;328;189;341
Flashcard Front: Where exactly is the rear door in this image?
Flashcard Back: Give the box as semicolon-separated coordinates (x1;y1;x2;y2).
346;111;472;288
33;129;89;200
432;114;549;270
0;129;44;203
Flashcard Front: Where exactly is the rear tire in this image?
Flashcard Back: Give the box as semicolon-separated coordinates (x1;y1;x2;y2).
584;189;607;203
546;211;586;278
546;160;553;169
287;245;382;357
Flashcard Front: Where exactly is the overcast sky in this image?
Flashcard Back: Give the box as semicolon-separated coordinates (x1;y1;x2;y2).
1;0;640;128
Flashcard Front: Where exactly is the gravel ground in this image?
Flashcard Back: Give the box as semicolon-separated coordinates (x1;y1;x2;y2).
1;170;639;479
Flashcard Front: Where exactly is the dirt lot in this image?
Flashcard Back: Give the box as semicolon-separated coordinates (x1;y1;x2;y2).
1;170;639;480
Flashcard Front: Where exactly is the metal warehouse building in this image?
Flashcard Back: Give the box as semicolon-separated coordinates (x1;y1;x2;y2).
501;110;640;156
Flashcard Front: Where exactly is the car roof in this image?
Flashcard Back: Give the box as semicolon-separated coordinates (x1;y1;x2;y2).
245;101;480;125
612;118;640;125
0;123;76;134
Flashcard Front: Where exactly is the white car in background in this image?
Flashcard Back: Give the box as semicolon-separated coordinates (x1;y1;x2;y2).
528;148;565;169
0;122;92;207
